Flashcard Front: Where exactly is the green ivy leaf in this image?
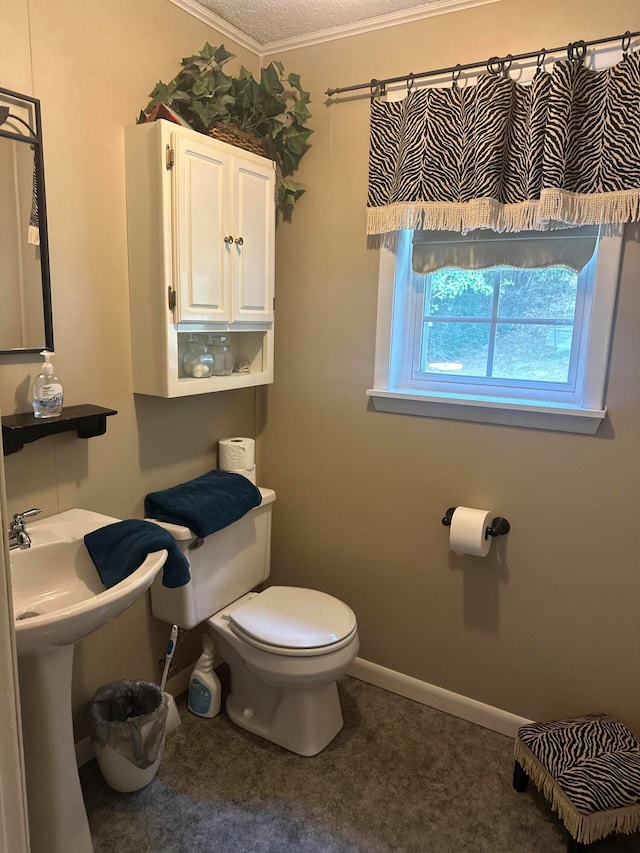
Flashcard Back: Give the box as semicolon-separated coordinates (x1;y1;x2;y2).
287;72;303;93
261;64;285;97
292;100;312;123
277;176;306;210
214;44;235;65
212;72;233;95
169;90;192;103
269;113;288;133
284;125;313;155
191;77;209;97
147;79;172;101
278;145;299;173
190;100;231;129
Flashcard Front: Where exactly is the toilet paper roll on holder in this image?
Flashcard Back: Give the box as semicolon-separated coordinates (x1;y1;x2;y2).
441;507;510;540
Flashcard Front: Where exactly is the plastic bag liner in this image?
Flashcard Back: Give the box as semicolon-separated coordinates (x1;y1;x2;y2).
87;679;168;769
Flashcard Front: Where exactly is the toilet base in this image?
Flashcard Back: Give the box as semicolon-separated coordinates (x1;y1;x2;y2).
226;680;344;757
209;616;352;756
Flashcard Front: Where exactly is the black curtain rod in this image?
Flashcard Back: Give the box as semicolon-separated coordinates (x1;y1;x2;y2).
325;29;640;97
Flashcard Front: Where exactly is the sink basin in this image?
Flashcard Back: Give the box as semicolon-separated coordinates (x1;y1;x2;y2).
10;507;168;853
11;508;167;656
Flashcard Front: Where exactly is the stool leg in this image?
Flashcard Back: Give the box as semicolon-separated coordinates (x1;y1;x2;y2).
567;837;590;852
513;760;529;792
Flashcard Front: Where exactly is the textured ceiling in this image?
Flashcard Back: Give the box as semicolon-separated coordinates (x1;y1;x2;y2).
190;0;478;48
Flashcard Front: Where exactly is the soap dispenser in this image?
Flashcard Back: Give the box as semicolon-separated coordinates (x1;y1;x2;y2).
32;350;64;418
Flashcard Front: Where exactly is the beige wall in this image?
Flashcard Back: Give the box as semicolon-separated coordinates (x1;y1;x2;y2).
260;0;640;729
2;0;640;741
0;0;259;730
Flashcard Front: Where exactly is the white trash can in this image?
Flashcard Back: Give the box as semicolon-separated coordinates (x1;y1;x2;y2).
87;679;167;793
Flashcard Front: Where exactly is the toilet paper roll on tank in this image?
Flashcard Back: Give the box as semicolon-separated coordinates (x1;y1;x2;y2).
219;437;257;484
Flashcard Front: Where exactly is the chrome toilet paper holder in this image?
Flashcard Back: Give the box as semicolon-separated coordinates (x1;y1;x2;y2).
441;507;510;540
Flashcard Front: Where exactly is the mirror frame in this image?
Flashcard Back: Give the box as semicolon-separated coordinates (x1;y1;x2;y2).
0;85;53;355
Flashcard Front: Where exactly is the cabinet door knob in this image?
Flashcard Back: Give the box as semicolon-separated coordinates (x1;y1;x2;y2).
224;235;234;244
235;236;244;246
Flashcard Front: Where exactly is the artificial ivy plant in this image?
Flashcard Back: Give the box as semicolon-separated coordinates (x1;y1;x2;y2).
138;43;313;212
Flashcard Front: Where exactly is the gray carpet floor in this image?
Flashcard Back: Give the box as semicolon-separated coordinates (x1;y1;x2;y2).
80;676;640;852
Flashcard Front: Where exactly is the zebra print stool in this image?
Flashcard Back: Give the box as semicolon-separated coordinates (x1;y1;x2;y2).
513;714;640;851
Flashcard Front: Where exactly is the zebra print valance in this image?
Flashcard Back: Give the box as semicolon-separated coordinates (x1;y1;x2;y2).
367;49;640;235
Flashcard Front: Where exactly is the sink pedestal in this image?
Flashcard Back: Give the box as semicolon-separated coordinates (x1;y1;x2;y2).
19;645;93;853
10;507;168;853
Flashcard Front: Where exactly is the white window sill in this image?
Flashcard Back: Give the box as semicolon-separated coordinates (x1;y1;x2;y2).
366;389;606;434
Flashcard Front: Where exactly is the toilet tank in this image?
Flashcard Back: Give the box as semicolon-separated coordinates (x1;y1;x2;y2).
149;487;275;629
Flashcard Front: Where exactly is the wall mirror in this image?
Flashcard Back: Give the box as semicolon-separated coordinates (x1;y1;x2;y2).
0;85;53;354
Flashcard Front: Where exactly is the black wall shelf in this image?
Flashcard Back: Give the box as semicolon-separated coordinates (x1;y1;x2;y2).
2;404;117;455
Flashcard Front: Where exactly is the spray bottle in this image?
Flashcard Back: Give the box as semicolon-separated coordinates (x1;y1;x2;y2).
188;634;221;718
32;350;63;418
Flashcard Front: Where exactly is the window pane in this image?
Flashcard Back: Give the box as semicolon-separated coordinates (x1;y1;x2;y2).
421;322;490;377
425;269;494;318
498;268;578;319
493;323;573;382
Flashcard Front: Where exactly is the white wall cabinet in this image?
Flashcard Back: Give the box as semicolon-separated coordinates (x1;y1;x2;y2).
125;120;275;397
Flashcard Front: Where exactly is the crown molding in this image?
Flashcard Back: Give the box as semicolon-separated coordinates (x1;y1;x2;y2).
167;0;263;54
168;0;500;59
260;0;500;56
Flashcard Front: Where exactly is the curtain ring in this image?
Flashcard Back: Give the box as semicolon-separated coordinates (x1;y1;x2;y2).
535;47;547;74
487;56;502;75
370;79;379;103
406;72;415;95
501;54;513;77
622;31;632;55
568;40;587;63
451;64;462;88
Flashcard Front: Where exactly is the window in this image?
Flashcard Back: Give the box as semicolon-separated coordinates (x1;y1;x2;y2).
367;228;623;433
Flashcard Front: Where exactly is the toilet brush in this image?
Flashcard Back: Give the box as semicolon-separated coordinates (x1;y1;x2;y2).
160;624;181;734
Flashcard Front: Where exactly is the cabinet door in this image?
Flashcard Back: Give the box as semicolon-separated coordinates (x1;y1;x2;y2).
231;154;275;323
173;133;231;322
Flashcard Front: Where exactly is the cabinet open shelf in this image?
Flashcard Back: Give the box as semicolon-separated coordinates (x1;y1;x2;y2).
1;404;117;455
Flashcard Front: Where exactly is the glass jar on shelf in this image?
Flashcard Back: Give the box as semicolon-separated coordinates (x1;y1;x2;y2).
183;334;214;378
208;334;234;376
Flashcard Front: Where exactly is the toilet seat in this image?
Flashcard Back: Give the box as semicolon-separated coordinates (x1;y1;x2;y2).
227;586;357;657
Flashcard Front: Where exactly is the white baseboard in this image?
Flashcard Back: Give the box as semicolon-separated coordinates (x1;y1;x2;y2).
76;660;527;766
75;668;193;768
348;657;530;738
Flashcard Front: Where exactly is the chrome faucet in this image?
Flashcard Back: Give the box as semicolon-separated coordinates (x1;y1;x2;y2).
8;508;41;550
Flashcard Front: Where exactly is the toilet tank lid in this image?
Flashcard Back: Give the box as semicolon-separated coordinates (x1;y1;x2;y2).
229;586;357;649
144;486;275;540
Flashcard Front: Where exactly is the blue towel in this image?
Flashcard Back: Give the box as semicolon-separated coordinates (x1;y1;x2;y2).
144;469;262;538
84;520;190;589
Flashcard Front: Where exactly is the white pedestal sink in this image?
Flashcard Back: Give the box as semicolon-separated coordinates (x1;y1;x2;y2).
11;508;168;853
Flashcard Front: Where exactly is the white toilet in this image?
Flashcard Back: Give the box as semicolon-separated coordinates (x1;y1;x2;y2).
149;488;359;756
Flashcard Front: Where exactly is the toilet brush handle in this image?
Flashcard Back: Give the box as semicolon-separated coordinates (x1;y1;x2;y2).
160;624;179;694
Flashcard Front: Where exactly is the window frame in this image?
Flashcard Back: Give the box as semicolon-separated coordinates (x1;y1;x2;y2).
409;242;593;401
367;228;623;434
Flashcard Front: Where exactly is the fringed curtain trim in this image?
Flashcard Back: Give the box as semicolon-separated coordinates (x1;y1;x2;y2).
367;49;640;234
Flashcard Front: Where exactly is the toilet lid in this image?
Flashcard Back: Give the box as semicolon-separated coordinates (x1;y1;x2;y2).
229;586;357;650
